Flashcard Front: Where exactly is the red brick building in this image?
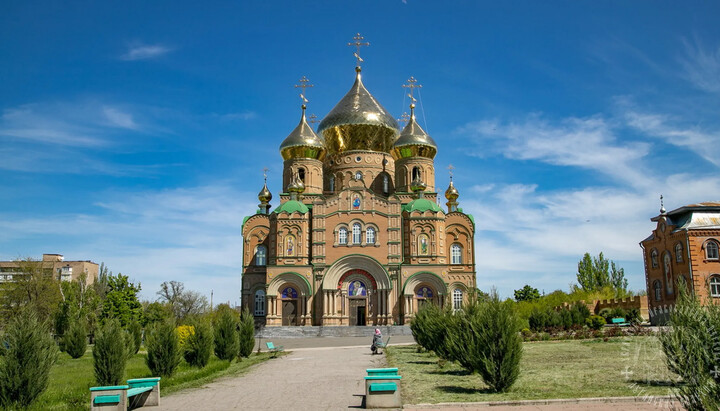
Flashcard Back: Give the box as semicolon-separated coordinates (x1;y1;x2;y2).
640;201;720;324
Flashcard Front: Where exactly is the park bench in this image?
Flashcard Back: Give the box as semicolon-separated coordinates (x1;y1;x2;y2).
266;341;284;357
89;377;161;411
364;374;402;408
366;367;398;377
611;317;628;326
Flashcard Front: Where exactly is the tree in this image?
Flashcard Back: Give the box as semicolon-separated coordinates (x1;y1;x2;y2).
213;305;239;361
127;320;143;355
237;308;255;359
64;318;88;359
101;274;143;327
145;321;181;377
143;301;172;326
156;281;208;322
0;308;58;408
93;319;127;386
0;258;62;325
184;320;213;368
514;285;540;302
576;252;628;292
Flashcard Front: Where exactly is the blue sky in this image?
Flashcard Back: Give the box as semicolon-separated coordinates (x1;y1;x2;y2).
2;1;719;304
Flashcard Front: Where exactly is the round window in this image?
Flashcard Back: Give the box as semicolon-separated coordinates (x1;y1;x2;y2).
355;156;362;162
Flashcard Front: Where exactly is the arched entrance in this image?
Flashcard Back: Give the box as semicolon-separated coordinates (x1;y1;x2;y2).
402;272;448;324
322;255;393;326
280;286;299;326
266;272;312;326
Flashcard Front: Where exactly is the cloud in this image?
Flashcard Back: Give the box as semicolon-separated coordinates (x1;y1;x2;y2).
460;114;651;188
679;37;720;93
214;111;258;121
120;44;173;61
103;106;138;130
0;105;107;147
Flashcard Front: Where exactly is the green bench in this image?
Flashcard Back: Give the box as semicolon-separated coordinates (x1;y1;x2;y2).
90;377;161;410
364;374;402;408
611;317;628;326
366;367;398;377
266;341;284;357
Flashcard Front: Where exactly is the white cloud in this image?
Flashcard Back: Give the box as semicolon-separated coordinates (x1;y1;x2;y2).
103;106;138;130
120;44;173;61
679;37;720;93
0;105;107;147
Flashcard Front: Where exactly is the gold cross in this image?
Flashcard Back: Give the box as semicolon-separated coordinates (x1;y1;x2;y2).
397;112;410;125
447;164;455;181
308;114;319;125
402;76;422;103
348;33;369;67
295;76;314;103
263;167;269;182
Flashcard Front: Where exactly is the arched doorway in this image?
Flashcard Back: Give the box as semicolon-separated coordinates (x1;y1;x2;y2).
280;286;299;326
402;272;448;323
342;271;373;326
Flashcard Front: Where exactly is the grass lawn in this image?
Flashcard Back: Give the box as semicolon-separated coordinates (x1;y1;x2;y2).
28;348;275;410
386;337;679;405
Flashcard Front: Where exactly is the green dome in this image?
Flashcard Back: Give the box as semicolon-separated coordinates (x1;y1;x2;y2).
274;200;309;214
402;198;442;213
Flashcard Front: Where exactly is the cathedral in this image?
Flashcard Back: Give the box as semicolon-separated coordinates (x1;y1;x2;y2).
241;37;476;326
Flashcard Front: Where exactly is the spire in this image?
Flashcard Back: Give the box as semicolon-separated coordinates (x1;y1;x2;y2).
347;32;369;72
445;164;460;212
660;194;666;215
257;168;272;214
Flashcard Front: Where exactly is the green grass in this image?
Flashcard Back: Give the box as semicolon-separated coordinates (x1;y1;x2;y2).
27;347;276;410
386;337;680;404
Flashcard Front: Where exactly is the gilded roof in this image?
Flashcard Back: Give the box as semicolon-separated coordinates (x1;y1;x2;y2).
279;108;326;161
392;109;437;159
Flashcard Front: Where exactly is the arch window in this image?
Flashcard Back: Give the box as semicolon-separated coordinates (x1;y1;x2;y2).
453;289;463;311
281;287;298;299
329;175;335;192
298;168;306;183
382;174;389;195
653;280;662;301
707;241;719;260
416;285;434;299
650;249;658;268
254;290;265;316
451;244;463;265
663;252;673;295
352;223;362;244
355;171;363;181
255;245;267;266
412;166;421;181
675;243;683;263
711;276;720;298
338;227;348;245
366;227;376;245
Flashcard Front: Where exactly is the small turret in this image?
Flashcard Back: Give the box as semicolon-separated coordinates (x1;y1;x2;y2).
257;171;273;214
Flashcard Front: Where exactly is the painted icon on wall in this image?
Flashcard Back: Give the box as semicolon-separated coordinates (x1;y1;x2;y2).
282;287;298;299
418;234;429;255
286;235;295;256
348;280;367;297
417;286;433;298
352;194;361;210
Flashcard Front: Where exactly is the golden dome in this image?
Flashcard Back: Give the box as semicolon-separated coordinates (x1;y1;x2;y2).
445;180;459;201
392;104;437;160
317;68;399;155
258;181;272;203
279;106;326;161
287;173;305;194
410;176;427;194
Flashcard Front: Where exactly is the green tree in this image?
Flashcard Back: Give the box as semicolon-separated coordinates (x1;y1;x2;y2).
145;321;182;377
213;305;239;361
184;320;213;368
237;308;255;359
514;285;540;302
410;303;454;360
93;319;127;386
0;258;63;325
576;252;628;293
143;301;172;327
127;320;143;355
101;274;143;327
0;308;58;408
64;318;88;359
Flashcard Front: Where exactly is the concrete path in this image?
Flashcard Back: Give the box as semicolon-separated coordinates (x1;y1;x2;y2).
157;343;388;410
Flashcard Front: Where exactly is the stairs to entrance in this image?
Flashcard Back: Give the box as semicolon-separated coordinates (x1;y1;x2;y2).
256;325;412;339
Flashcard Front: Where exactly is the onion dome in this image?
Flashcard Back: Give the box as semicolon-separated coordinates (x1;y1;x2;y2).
392;104;437;160
258;181;272;204
279;105;326;161
403;198;443;213
286;173;305;195
317;67;399;155
410;176;427;195
444;180;459;201
274;199;309;214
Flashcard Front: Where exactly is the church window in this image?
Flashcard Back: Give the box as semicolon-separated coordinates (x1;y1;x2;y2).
707;241;719;260
650;249;658;268
416;286;433;299
366;227;375;244
339;227;348;245
382;174;389;195
255;245;267;266
453;289;463;311
352;223;361;244
412;166;421;181
664;252;673;295
329;175;335;192
451;244;463;264
711;276;720;298
355;171;362;180
281;287;298;299
675;243;683;263
254;290;265;316
653;280;662;301
298;168;306;183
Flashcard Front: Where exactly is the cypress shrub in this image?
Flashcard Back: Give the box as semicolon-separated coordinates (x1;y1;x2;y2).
585;315;606;330
63;319;88;359
446;291;523;393
214;308;239;361
145;321;181;377
410;303;454;360
128;321;142;355
93;319;127;386
237;309;255;359
660;284;720;410
0;309;58;408
184;321;213;368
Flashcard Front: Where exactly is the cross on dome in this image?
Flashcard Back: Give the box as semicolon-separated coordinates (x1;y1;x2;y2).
294;76;314;105
347;33;369;69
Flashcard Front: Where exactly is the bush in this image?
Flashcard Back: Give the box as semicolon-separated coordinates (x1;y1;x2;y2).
410;303;454;359
93;320;127;386
238;309;255;359
213;307;239;361
626;308;642;324
145;321;182;377
606;326;625;338
570;302;590;325
128;321;142;355
446;291;523;393
176;325;194;350
63;319;88;359
184;320;213;368
0;309;58;408
586;315;606;330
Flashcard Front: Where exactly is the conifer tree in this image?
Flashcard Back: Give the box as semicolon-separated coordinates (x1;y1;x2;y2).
93;319;127;386
64;318;88;359
184;320;213;368
145;320;181;377
213;306;239;361
237;308;255;359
